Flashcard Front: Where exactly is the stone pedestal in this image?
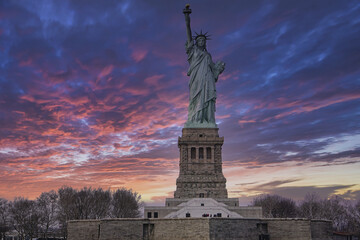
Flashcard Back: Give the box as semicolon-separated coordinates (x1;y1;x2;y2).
174;128;228;199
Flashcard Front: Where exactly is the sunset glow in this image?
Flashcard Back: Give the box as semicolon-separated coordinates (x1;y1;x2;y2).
0;0;359;205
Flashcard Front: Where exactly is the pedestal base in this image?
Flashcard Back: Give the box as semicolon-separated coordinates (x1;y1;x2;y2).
174;128;228;199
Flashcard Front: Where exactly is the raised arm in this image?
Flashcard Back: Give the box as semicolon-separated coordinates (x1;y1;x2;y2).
183;4;192;43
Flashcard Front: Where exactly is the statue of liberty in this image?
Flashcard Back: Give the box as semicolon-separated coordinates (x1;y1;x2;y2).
183;4;225;128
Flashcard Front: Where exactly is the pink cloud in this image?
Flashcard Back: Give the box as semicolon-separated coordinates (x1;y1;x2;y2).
19;59;33;66
262;93;360;122
124;86;150;96
144;74;165;86
98;65;114;79
220;70;240;81
113;143;132;150
238;119;256;125
131;48;148;62
217;114;231;119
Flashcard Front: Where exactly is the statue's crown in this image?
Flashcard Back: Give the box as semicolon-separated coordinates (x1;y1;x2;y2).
193;30;211;40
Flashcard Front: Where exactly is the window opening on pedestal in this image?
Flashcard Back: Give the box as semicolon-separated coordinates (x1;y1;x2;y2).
147;212;152;218
206;147;211;159
191;147;196;159
186;212;191;217
199;147;204;159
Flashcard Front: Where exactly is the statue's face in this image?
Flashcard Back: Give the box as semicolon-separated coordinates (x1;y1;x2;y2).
196;37;206;48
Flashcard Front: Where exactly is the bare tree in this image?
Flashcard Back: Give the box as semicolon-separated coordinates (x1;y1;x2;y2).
57;186;77;239
0;198;10;240
253;194;277;218
9;197;40;240
74;187;95;220
1;186;143;239
37;190;59;239
343;198;360;236
111;188;142;218
252;194;297;218
320;196;352;232
90;188;111;219
351;200;360;237
57;186;123;238
298;193;360;235
299;192;322;219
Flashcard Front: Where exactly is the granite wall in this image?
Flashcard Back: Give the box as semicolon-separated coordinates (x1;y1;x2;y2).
151;218;210;240
99;219;144;240
209;218;264;239
67;217;333;240
266;218;311;240
229;206;262;218
67;219;100;240
311;220;333;240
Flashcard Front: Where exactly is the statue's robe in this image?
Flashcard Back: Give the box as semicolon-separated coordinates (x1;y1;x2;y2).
185;41;217;126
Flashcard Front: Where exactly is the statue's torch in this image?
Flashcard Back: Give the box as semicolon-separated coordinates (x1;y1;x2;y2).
183;4;192;15
183;4;192;43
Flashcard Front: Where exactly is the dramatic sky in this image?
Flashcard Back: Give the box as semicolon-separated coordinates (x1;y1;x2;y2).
1;0;359;205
